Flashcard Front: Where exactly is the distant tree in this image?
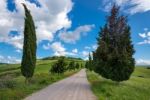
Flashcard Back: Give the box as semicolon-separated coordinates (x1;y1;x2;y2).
85;61;88;69
80;64;84;68
88;53;93;70
85;53;93;70
75;63;80;69
50;58;67;74
93;4;135;82
21;4;37;83
68;61;76;70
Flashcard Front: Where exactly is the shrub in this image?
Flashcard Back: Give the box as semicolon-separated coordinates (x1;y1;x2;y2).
67;61;76;70
50;58;67;74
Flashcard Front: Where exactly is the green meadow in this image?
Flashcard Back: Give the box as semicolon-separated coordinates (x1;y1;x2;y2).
87;66;150;100
0;58;84;100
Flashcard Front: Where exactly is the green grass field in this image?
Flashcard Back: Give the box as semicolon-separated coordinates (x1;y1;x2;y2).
87;67;150;100
0;59;84;100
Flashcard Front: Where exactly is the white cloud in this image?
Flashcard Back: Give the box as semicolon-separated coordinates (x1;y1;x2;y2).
81;51;93;61
102;0;150;14
59;24;95;43
138;29;150;45
72;48;78;53
51;42;66;56
84;44;97;50
138;40;150;45
43;43;51;50
147;32;150;37
0;0;73;49
92;44;98;50
43;42;77;56
139;33;146;38
82;51;89;57
16;49;22;53
84;46;91;50
136;59;150;65
0;55;21;64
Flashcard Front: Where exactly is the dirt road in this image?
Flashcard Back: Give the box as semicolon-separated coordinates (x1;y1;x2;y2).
24;69;97;100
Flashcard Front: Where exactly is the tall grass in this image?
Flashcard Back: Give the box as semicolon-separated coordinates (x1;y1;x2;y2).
87;67;150;100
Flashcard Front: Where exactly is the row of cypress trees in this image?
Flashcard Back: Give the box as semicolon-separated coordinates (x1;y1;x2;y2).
86;5;135;82
20;4;135;83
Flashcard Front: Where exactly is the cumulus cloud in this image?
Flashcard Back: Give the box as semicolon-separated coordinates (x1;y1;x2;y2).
84;46;91;50
101;0;150;14
43;42;77;56
0;55;21;64
139;33;147;38
82;51;89;57
0;0;73;49
59;24;95;43
51;42;66;56
72;48;78;53
136;59;150;65
138;28;150;45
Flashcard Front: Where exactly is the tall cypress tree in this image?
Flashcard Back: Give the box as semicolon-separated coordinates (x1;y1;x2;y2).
94;4;135;82
85;53;93;70
21;4;37;83
88;53;93;71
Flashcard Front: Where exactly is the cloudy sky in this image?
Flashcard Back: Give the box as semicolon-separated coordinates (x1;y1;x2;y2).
0;0;150;65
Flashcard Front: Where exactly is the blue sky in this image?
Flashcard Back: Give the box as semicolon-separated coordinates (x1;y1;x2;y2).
0;0;150;65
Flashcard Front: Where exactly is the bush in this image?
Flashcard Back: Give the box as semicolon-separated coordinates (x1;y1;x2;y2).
67;61;76;70
147;67;150;69
75;63;80;69
50;58;67;74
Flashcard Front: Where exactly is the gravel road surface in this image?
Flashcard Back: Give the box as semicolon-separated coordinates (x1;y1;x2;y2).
24;69;97;100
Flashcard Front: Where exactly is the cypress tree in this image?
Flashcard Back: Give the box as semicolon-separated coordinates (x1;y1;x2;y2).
50;58;66;74
68;61;76;70
88;53;93;71
75;63;80;69
94;4;135;82
21;4;37;83
85;53;93;70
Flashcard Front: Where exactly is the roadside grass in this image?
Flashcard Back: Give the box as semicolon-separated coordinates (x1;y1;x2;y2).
87;67;150;100
0;59;84;100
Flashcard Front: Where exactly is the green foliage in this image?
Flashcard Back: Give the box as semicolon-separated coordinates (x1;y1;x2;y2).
85;53;94;71
93;4;135;82
80;64;84;68
50;58;67;74
42;56;83;61
67;61;76;70
75;63;80;69
21;4;37;80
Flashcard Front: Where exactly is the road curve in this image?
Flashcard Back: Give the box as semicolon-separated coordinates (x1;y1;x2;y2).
24;69;97;100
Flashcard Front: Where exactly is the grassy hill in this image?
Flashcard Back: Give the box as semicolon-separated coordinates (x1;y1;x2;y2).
87;66;150;100
0;58;84;100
